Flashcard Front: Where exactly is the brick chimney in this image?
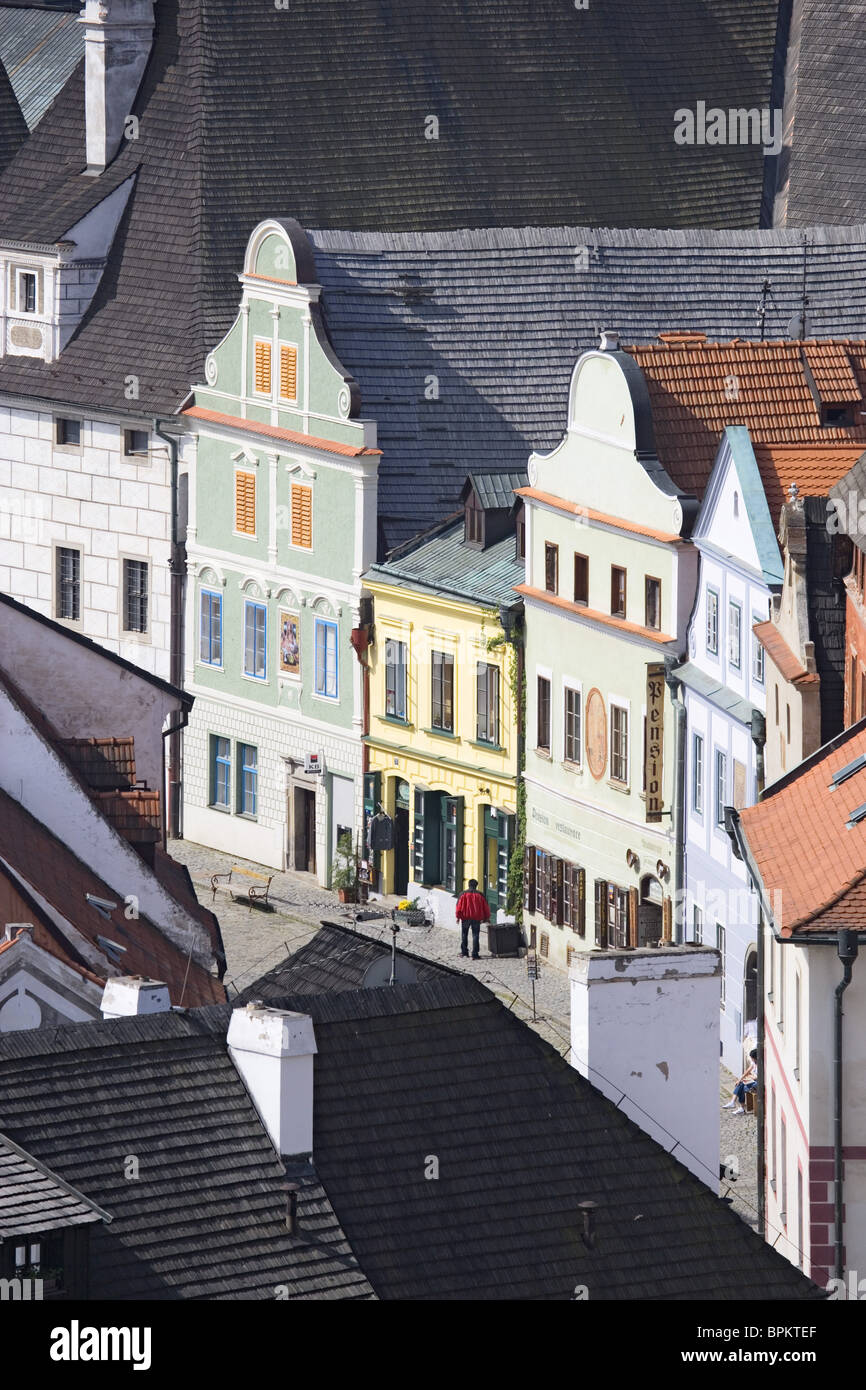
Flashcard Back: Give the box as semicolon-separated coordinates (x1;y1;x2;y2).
101;975;170;1018
227;1003;318;1157
81;0;155;173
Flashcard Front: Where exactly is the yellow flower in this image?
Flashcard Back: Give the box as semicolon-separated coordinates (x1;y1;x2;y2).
397;899;411;911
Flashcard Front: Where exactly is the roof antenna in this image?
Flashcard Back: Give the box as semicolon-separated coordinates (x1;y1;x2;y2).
757;278;770;338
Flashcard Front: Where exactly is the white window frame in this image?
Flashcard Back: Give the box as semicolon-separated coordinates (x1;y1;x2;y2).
706;586;719;656
243;600;268;682
252;336;274;400
120;555;150;640
714;747;727;827
278;339;300;404
752;615;765;684
15;266;39;315
610;698;630;787
563;678;582;768
692;732;704;816
728;599;742;670
53;542;82;625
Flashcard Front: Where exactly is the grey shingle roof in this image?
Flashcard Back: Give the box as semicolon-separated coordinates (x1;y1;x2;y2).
780;1;866;228
0;1132;110;1237
311;224;866;550
234;921;458;1003
0;5;82;130
469;473;529;511
367;517;524;609
0;978;819;1301
0;0;783;431
0;42;24;174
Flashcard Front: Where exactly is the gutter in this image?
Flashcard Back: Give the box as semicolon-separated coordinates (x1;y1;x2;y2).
834;931;858;1280
663;656;686;942
154;419;187;841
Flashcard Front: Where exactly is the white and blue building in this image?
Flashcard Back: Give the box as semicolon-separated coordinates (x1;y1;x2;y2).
676;427;783;1073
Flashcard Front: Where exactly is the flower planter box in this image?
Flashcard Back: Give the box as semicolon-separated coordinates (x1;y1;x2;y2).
394;909;427;927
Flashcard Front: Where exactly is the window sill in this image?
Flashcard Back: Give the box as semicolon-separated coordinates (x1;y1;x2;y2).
425;727;457;740
232;531;258;541
312;691;339;703
53;444;82;455
563;759;583;774
534;747;552;760
380;714;412;729
198;661;224;672
470;739;504;753
208;803;231;814
242;672;269;685
607;779;630;794
236;813;258;822
120;629;150;643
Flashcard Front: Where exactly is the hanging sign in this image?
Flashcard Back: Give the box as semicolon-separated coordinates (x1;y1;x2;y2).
645;664;665;823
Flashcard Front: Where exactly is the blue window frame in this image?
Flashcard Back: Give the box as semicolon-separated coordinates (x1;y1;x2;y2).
244;601;267;679
211;736;231;809
315;618;338;699
200;590;222;666
238;743;258;817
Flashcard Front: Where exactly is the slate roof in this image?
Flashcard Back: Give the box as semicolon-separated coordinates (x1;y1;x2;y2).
676;661;756;726
233;921;458;1003
780;0;866;228
625;338;866;500
0;4;82;131
0;978;819;1301
367;516;524;610
0;1131;109;1238
0;41;24;174
467;473;529;511
739;720;866;935
0;1013;373;1299
310;226;866;550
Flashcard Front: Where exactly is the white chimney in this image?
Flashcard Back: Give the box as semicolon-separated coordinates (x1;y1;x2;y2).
599;328;620;351
570;946;720;1190
101;975;171;1018
81;0;155;173
227;1003;317;1157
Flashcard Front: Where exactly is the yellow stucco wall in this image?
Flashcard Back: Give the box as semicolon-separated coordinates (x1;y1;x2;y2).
365;579;518;898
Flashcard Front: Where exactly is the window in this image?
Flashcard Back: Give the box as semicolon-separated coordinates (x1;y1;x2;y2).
17;269;37;314
516;506;526;560
315;618;339;699
536;675;551;752
254;340;272;394
56;417;80;447
714;748;727;826
544;542;558;594
561;864;585;936
290;483;312;549
280;344;298;401
645;576;661;630
770;1086;777;1190
780;1116;787;1223
431;650;454;732
385;638;407;719
786;703;791;743
476;662;500;745
611;566;626;618
442;797;462;893
706;587;719;654
728;600;742;669
199;590;222;665
610;703;629;784
716;922;726;1006
244;601;267;680
210;736;231;808
573;553;588;605
693;904;703;944
464;492;483;545
608;883;630;949
122;559;148;633
564;685;582;765
123;428;149;458
796;1169;804;1268
794;972;802;1080
752;620;765;683
535;849;552;918
238;743;258;817
56;546;80;622
235;470;256;535
692;733;704;815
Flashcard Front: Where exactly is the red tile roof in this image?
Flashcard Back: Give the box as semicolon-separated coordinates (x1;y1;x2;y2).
752;620;819;686
740;722;866;935
61;736;137;790
515;583;677;646
0;789;225;1007
752;444;866;522
625;339;866;499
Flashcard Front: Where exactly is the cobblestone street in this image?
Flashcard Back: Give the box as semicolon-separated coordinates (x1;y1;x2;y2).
172;836;760;1230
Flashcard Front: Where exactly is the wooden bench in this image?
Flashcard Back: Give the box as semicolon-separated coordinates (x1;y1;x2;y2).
211;865;274;911
745;1088;756;1115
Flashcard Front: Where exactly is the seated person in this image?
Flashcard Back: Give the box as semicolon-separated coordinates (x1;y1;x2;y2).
723;1049;757;1115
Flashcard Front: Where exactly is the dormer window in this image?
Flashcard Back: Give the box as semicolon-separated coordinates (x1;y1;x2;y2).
822;403;855;427
17;270;37;314
465;490;483;547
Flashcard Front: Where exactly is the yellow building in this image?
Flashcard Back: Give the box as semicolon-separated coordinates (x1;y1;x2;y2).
362;476;525;926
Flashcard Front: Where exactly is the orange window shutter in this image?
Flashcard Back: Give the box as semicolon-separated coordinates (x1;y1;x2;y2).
291;484;312;548
255;341;272;394
280;345;298;400
235;471;255;534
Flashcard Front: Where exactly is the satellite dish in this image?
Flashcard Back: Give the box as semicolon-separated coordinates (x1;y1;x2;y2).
786;311;809;340
362;955;419;988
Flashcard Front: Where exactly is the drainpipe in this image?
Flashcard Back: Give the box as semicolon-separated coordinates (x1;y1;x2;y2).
751;709;766;796
663;657;686;942
500;601;524;924
160;711;189;849
834;929;858;1280
154;419;186;840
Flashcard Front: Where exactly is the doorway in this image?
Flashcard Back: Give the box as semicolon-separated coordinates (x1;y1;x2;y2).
293;786;317;874
744;948;758;1033
393;779;410;895
638;875;663;946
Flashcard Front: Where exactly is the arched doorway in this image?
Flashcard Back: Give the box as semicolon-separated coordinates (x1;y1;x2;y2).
393;778;410;895
638;875;663;946
744;947;758;1034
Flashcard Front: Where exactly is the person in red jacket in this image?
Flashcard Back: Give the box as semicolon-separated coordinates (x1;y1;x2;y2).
455;879;490;960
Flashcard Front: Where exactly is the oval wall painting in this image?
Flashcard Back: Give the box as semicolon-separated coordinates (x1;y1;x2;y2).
585;687;607;781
